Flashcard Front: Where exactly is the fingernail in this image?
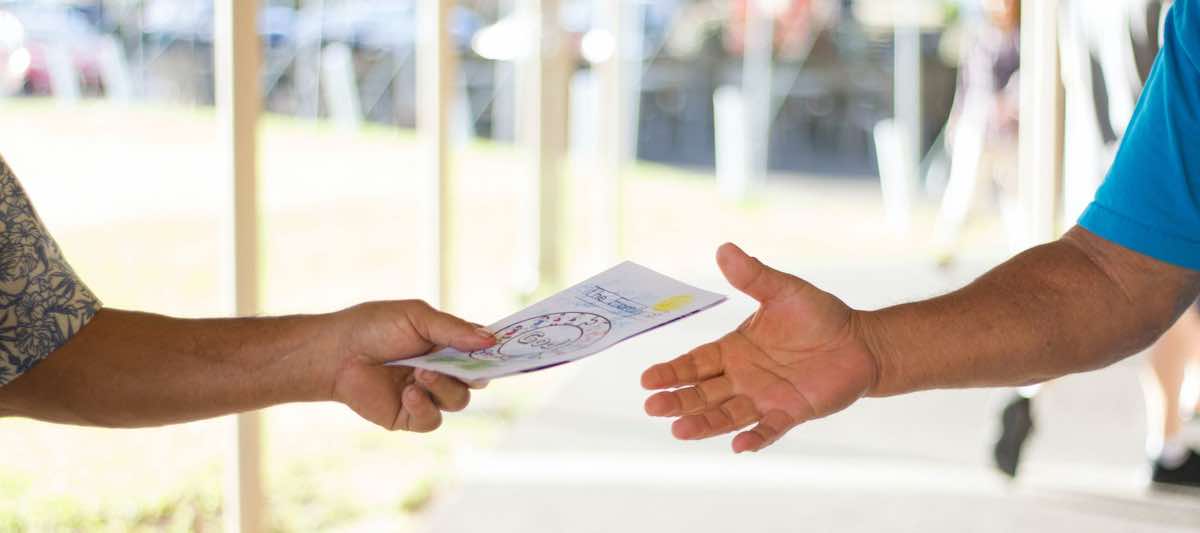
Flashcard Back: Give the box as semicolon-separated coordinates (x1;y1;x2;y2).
474;327;495;340
404;386;421;401
415;369;436;385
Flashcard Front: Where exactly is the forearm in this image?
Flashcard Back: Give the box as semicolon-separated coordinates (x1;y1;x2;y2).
863;227;1200;396
0;308;341;427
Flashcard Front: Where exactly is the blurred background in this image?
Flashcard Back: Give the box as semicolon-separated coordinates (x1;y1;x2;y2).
1;0;1198;531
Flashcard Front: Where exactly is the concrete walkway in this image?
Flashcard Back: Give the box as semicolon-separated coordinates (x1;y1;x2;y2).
424;260;1200;532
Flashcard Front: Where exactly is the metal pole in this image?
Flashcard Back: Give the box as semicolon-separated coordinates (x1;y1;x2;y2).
515;0;567;298
1018;0;1063;245
305;0;326;119
214;0;262;532
493;0;517;142
418;0;457;308
741;0;774;197
894;22;922;210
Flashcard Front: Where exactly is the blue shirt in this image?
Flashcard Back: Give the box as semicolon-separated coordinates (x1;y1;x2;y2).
1079;0;1200;269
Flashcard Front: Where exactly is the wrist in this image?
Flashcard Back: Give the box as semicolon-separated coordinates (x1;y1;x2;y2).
853;308;901;397
303;310;354;403
272;309;348;400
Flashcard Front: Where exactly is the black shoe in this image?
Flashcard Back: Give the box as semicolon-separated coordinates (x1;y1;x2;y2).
1152;450;1200;488
993;395;1034;478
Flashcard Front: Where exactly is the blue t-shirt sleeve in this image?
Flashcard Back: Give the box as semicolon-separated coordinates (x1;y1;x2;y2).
1078;0;1200;270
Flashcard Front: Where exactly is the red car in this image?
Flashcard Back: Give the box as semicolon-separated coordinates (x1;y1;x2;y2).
0;4;105;96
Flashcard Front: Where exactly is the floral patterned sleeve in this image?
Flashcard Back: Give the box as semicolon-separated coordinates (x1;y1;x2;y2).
0;155;101;387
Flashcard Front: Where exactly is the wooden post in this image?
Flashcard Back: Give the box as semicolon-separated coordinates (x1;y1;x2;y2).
214;1;263;532
515;0;568;297
1018;0;1064;245
418;0;457;308
593;0;629;267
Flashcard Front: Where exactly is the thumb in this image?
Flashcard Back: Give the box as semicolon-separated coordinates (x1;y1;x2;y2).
403;301;497;353
716;243;800;303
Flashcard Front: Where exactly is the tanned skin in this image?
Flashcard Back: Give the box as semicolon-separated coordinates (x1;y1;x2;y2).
0;301;495;432
642;226;1200;453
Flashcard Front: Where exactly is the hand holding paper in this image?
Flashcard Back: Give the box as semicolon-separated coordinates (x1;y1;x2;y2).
390;262;726;381
333;301;496;432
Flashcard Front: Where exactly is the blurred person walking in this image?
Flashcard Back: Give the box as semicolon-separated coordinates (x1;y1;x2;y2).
1143;307;1200;484
932;0;1021;263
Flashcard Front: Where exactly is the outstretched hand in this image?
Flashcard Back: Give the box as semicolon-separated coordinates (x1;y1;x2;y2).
641;244;880;452
331;301;495;432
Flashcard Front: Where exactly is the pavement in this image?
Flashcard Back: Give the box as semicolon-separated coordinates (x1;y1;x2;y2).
423;259;1200;533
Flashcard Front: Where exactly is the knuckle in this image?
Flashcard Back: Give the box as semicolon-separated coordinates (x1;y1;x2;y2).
719;403;738;424
441;390;469;412
398;410;433;433
416;416;442;433
417;369;439;386
707;408;730;428
669;391;687;412
452;390;471;411
389;410;410;432
397;299;431;314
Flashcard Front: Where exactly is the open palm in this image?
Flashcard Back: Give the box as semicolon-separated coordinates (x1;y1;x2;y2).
642;244;880;453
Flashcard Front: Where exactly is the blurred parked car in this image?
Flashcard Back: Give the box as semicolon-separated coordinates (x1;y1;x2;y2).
0;2;106;96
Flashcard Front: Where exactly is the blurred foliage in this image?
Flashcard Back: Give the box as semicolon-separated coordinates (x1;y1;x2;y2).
0;467;222;532
0;411;514;532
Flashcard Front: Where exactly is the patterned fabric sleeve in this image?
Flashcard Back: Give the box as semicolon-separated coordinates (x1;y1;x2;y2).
0;155;101;387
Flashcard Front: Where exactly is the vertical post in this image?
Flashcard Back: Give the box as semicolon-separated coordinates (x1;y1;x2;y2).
493;0;517;142
893;21;921;232
741;0;774;197
515;0;568;297
593;0;627;267
418;0;457;308
322;43;363;131
298;0;325;119
214;1;262;532
1018;0;1063;246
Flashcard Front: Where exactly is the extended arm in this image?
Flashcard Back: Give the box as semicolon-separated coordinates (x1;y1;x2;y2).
642;229;1200;452
866;226;1200;395
0;154;495;431
0;301;496;430
644;1;1200;453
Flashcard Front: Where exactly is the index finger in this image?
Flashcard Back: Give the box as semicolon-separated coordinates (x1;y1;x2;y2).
402;301;496;353
641;342;725;389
